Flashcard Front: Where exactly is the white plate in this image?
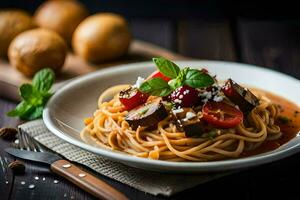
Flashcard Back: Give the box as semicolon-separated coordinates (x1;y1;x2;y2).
43;60;300;173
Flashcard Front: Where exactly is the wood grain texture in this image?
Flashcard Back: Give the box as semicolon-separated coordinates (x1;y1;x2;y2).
0;40;186;101
10;160;98;200
177;20;236;61
1;17;300;200
131;19;177;51
0;99;18;200
237;19;300;79
51;160;129;200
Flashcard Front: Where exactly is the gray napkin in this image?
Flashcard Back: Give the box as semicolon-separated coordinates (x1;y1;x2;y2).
19;120;229;196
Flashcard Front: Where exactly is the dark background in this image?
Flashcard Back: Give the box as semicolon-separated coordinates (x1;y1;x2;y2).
1;0;300;79
1;1;300;200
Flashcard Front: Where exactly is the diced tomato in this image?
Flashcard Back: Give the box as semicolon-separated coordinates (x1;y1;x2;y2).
222;79;236;97
84;117;93;125
201;68;209;73
119;87;149;110
147;70;171;82
202;102;243;128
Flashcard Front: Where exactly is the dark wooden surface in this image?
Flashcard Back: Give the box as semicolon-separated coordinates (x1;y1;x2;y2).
1;8;300;200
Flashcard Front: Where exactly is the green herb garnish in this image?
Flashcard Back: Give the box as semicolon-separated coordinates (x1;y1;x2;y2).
7;68;55;120
139;57;214;97
163;101;173;110
139;108;149;115
184;69;214;88
208;130;217;140
139;77;173;97
277;116;291;124
153;57;180;79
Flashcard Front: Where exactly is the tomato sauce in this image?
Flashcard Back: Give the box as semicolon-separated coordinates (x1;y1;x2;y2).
242;89;300;157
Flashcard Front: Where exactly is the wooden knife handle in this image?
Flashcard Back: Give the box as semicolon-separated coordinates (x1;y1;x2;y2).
51;160;129;200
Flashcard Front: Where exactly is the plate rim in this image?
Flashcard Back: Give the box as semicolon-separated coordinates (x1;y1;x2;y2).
43;60;300;172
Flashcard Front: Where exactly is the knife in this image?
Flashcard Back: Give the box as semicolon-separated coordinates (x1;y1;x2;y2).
5;148;128;200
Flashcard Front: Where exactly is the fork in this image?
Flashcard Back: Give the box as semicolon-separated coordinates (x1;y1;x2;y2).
18;128;45;152
15;129;129;200
0;154;9;185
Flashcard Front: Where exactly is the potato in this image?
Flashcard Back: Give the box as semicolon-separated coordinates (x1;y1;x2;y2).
8;28;67;77
0;10;35;57
34;0;88;44
72;13;131;63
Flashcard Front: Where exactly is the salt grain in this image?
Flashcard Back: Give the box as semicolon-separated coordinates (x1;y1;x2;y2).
54;180;59;184
42;177;45;181
64;193;67;198
34;176;39;180
21;181;25;185
78;173;86;178
28;184;35;189
14;139;19;144
5;181;8;184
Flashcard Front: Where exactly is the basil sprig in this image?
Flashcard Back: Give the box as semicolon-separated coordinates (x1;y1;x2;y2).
184;69;214;88
7;68;55;120
139;78;172;97
139;57;214;97
153;57;180;79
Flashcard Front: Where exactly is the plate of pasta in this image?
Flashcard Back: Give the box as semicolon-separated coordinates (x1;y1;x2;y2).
43;58;300;172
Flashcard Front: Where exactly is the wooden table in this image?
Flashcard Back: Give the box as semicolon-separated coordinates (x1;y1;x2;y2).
1;19;300;200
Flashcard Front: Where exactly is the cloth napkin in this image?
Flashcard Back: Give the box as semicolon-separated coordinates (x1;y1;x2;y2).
19;120;230;196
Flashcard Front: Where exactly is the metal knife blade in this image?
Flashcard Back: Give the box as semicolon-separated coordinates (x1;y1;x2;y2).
5;148;61;165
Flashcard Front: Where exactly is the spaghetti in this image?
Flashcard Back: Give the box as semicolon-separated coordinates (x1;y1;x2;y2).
81;85;281;162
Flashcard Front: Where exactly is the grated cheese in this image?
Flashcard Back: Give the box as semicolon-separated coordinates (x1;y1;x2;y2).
185;111;196;120
134;76;145;88
172;108;184;114
174;99;182;104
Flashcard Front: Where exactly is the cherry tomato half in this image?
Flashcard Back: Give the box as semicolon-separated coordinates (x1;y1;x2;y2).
202;102;243;128
170;85;199;107
147;70;171;82
119;87;149;110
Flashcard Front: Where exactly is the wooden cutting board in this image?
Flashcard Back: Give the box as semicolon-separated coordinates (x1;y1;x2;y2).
0;40;187;101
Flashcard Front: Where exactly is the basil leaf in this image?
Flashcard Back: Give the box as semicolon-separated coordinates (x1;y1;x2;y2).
20;84;34;101
7;68;56;120
21;106;43;120
41;92;53;104
139;78;172;97
7;101;33;117
178;67;189;79
32;68;55;93
20;84;45;106
153;57;180;79
168;79;181;90
184;69;214;88
167;67;193;90
159;87;173;97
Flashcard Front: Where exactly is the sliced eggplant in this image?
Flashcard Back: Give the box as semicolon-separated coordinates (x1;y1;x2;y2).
172;108;205;137
125;98;168;130
223;79;259;113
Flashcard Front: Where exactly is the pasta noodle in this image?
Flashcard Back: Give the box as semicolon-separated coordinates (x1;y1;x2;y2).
81;85;281;162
